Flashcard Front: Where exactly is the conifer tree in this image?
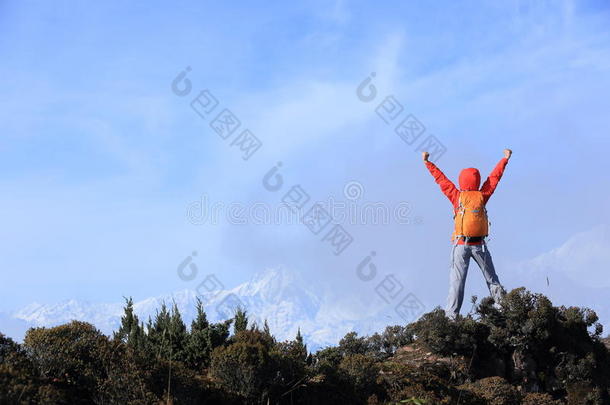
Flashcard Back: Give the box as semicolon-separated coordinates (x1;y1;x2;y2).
149;302;171;359
263;319;271;337
168;301;187;362
234;307;248;334
114;297;145;350
191;297;209;332
208;319;233;349
294;327;308;362
114;297;136;342
186;298;212;370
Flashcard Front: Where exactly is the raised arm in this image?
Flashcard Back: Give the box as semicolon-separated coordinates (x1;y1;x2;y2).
422;152;459;206
480;149;512;202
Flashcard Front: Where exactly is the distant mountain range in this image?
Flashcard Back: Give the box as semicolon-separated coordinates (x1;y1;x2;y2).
1;267;417;350
3;226;610;350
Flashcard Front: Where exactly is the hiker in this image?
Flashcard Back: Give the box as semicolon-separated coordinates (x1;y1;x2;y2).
422;149;512;318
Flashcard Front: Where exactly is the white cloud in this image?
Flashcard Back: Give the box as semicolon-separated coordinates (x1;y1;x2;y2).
523;225;610;289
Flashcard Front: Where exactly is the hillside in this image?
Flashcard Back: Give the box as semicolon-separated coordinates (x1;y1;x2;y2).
2;287;609;404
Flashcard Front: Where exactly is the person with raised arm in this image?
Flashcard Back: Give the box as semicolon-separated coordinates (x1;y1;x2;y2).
422;149;512;318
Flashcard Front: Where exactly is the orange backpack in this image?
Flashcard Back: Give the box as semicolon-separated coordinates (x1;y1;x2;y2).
453;191;489;240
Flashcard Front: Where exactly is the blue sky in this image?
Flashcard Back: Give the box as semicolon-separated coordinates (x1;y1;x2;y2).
1;0;610;320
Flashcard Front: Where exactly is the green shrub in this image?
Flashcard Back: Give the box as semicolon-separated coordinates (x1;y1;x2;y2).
338;353;379;399
210;330;273;401
522;392;563;405
23;321;109;402
459;376;520;405
0;333;61;404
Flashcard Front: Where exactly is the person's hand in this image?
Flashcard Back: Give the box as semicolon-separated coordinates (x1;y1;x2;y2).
422;151;430;162
504;149;512;160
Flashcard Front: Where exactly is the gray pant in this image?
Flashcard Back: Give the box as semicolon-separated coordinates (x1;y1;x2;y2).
445;243;505;318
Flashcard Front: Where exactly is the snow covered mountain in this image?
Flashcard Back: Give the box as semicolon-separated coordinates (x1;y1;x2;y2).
5;226;610;350
4;267;403;350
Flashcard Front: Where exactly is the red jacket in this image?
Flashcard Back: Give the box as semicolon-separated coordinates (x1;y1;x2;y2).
425;158;509;244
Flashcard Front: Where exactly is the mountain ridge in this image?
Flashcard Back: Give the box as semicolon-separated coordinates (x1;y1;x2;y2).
4;267;397;350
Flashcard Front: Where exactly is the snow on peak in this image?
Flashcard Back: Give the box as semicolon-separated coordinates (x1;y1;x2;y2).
5;267;396;349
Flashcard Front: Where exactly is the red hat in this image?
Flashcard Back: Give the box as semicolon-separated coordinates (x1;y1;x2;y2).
458;168;481;191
